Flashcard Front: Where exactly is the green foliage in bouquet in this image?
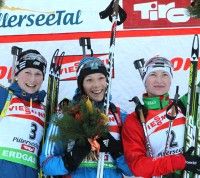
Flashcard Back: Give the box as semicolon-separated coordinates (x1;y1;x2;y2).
187;0;200;18
0;0;4;8
51;97;109;146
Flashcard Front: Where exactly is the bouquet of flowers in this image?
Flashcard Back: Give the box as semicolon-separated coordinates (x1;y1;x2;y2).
0;0;4;8
187;0;200;18
51;97;109;148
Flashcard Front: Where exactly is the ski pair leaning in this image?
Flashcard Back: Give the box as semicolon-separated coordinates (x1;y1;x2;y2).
183;34;200;178
40;49;64;178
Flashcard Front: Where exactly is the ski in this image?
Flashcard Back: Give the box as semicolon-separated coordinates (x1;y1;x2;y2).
133;58;145;79
195;82;200;178
45;49;64;127
183;34;199;178
40;49;64;178
9;46;22;83
79;37;93;57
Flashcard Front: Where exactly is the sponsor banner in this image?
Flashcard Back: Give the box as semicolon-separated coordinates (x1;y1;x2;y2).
0;0;122;35
123;0;200;29
21;144;35;153
0;0;199;43
0;147;37;168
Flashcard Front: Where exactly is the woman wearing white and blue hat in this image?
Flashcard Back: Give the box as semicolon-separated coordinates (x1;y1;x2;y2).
0;49;47;178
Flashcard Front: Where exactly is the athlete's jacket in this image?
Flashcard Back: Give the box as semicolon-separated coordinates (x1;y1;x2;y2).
0;82;46;178
122;93;187;178
40;102;132;178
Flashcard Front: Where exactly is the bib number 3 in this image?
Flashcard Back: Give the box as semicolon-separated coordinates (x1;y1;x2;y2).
29;122;37;140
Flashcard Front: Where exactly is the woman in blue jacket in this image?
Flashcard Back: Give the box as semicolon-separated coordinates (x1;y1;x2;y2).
0;49;47;178
40;56;132;178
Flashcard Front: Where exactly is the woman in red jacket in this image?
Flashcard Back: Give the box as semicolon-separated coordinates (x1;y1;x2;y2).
122;56;200;177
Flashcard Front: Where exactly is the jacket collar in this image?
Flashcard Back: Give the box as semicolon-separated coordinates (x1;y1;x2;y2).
143;93;170;110
8;82;46;103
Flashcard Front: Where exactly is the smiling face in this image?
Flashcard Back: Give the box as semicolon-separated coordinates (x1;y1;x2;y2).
145;70;171;97
82;73;107;102
16;68;43;94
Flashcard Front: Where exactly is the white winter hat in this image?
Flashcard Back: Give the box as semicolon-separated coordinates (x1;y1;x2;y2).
143;56;173;84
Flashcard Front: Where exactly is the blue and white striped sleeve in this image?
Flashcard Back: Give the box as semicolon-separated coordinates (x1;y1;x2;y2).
40;114;70;176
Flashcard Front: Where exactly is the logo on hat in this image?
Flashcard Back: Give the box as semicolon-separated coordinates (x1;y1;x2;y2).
33;61;40;66
18;61;26;70
90;61;99;70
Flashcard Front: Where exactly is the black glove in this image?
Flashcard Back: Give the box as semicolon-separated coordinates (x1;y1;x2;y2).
62;140;91;173
97;137;108;153
135;104;148;120
183;147;200;174
98;133;123;160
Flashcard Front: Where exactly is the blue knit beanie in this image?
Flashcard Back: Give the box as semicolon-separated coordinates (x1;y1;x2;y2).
76;56;108;91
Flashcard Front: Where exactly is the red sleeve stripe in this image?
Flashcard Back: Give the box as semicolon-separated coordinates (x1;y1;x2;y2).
7;114;44;127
